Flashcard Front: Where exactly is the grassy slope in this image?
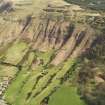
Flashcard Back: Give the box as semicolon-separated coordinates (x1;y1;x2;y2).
48;86;86;105
1;0;90;105
4;47;56;105
3;40;28;65
4;50;77;105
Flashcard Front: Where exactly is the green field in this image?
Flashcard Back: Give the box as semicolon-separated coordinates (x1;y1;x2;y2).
49;86;86;105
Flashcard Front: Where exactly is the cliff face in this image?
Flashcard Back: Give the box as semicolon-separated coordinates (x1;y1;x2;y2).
0;0;104;105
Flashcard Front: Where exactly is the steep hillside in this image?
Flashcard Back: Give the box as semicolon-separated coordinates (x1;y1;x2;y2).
0;0;104;105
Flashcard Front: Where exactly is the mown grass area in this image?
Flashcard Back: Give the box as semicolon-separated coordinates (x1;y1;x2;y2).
48;85;86;105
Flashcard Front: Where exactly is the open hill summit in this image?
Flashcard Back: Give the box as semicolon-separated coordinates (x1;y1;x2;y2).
0;0;105;105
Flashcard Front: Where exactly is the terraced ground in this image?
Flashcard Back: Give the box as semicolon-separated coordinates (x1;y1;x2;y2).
0;0;103;105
